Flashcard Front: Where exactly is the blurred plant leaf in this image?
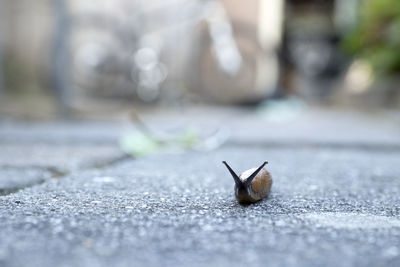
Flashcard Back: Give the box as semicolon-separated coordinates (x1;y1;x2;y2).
119;112;229;157
119;132;161;157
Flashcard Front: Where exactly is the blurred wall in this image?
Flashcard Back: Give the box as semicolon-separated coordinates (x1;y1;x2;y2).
0;0;284;106
1;0;52;93
222;0;283;50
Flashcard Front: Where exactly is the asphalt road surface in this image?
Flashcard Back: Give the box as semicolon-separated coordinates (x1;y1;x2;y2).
0;107;399;267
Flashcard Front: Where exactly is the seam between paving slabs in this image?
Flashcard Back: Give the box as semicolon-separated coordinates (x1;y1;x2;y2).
1;140;399;197
224;141;400;152
0;154;130;196
0;166;67;196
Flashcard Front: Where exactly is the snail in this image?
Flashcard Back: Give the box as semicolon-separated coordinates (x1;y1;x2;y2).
222;161;272;204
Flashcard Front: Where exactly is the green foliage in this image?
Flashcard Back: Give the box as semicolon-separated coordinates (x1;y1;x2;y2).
343;0;400;75
119;128;203;157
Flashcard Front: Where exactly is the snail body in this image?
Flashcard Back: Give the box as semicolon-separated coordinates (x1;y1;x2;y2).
223;161;272;204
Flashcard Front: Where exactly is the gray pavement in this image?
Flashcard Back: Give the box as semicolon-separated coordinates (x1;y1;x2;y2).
0;107;400;267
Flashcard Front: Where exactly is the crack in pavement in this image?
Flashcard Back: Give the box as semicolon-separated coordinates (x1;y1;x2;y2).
1;139;399;197
0;154;130;196
225;141;400;152
0;166;66;196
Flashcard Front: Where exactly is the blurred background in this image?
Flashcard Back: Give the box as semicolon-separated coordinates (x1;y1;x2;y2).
0;0;399;119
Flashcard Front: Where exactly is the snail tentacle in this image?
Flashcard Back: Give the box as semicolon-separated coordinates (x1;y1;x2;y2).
245;161;268;186
222;161;241;185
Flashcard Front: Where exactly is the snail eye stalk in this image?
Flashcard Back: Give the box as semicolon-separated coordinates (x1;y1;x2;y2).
245;161;268;186
222;161;241;185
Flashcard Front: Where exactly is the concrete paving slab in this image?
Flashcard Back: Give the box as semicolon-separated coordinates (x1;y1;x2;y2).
0;146;399;267
1;107;399;148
